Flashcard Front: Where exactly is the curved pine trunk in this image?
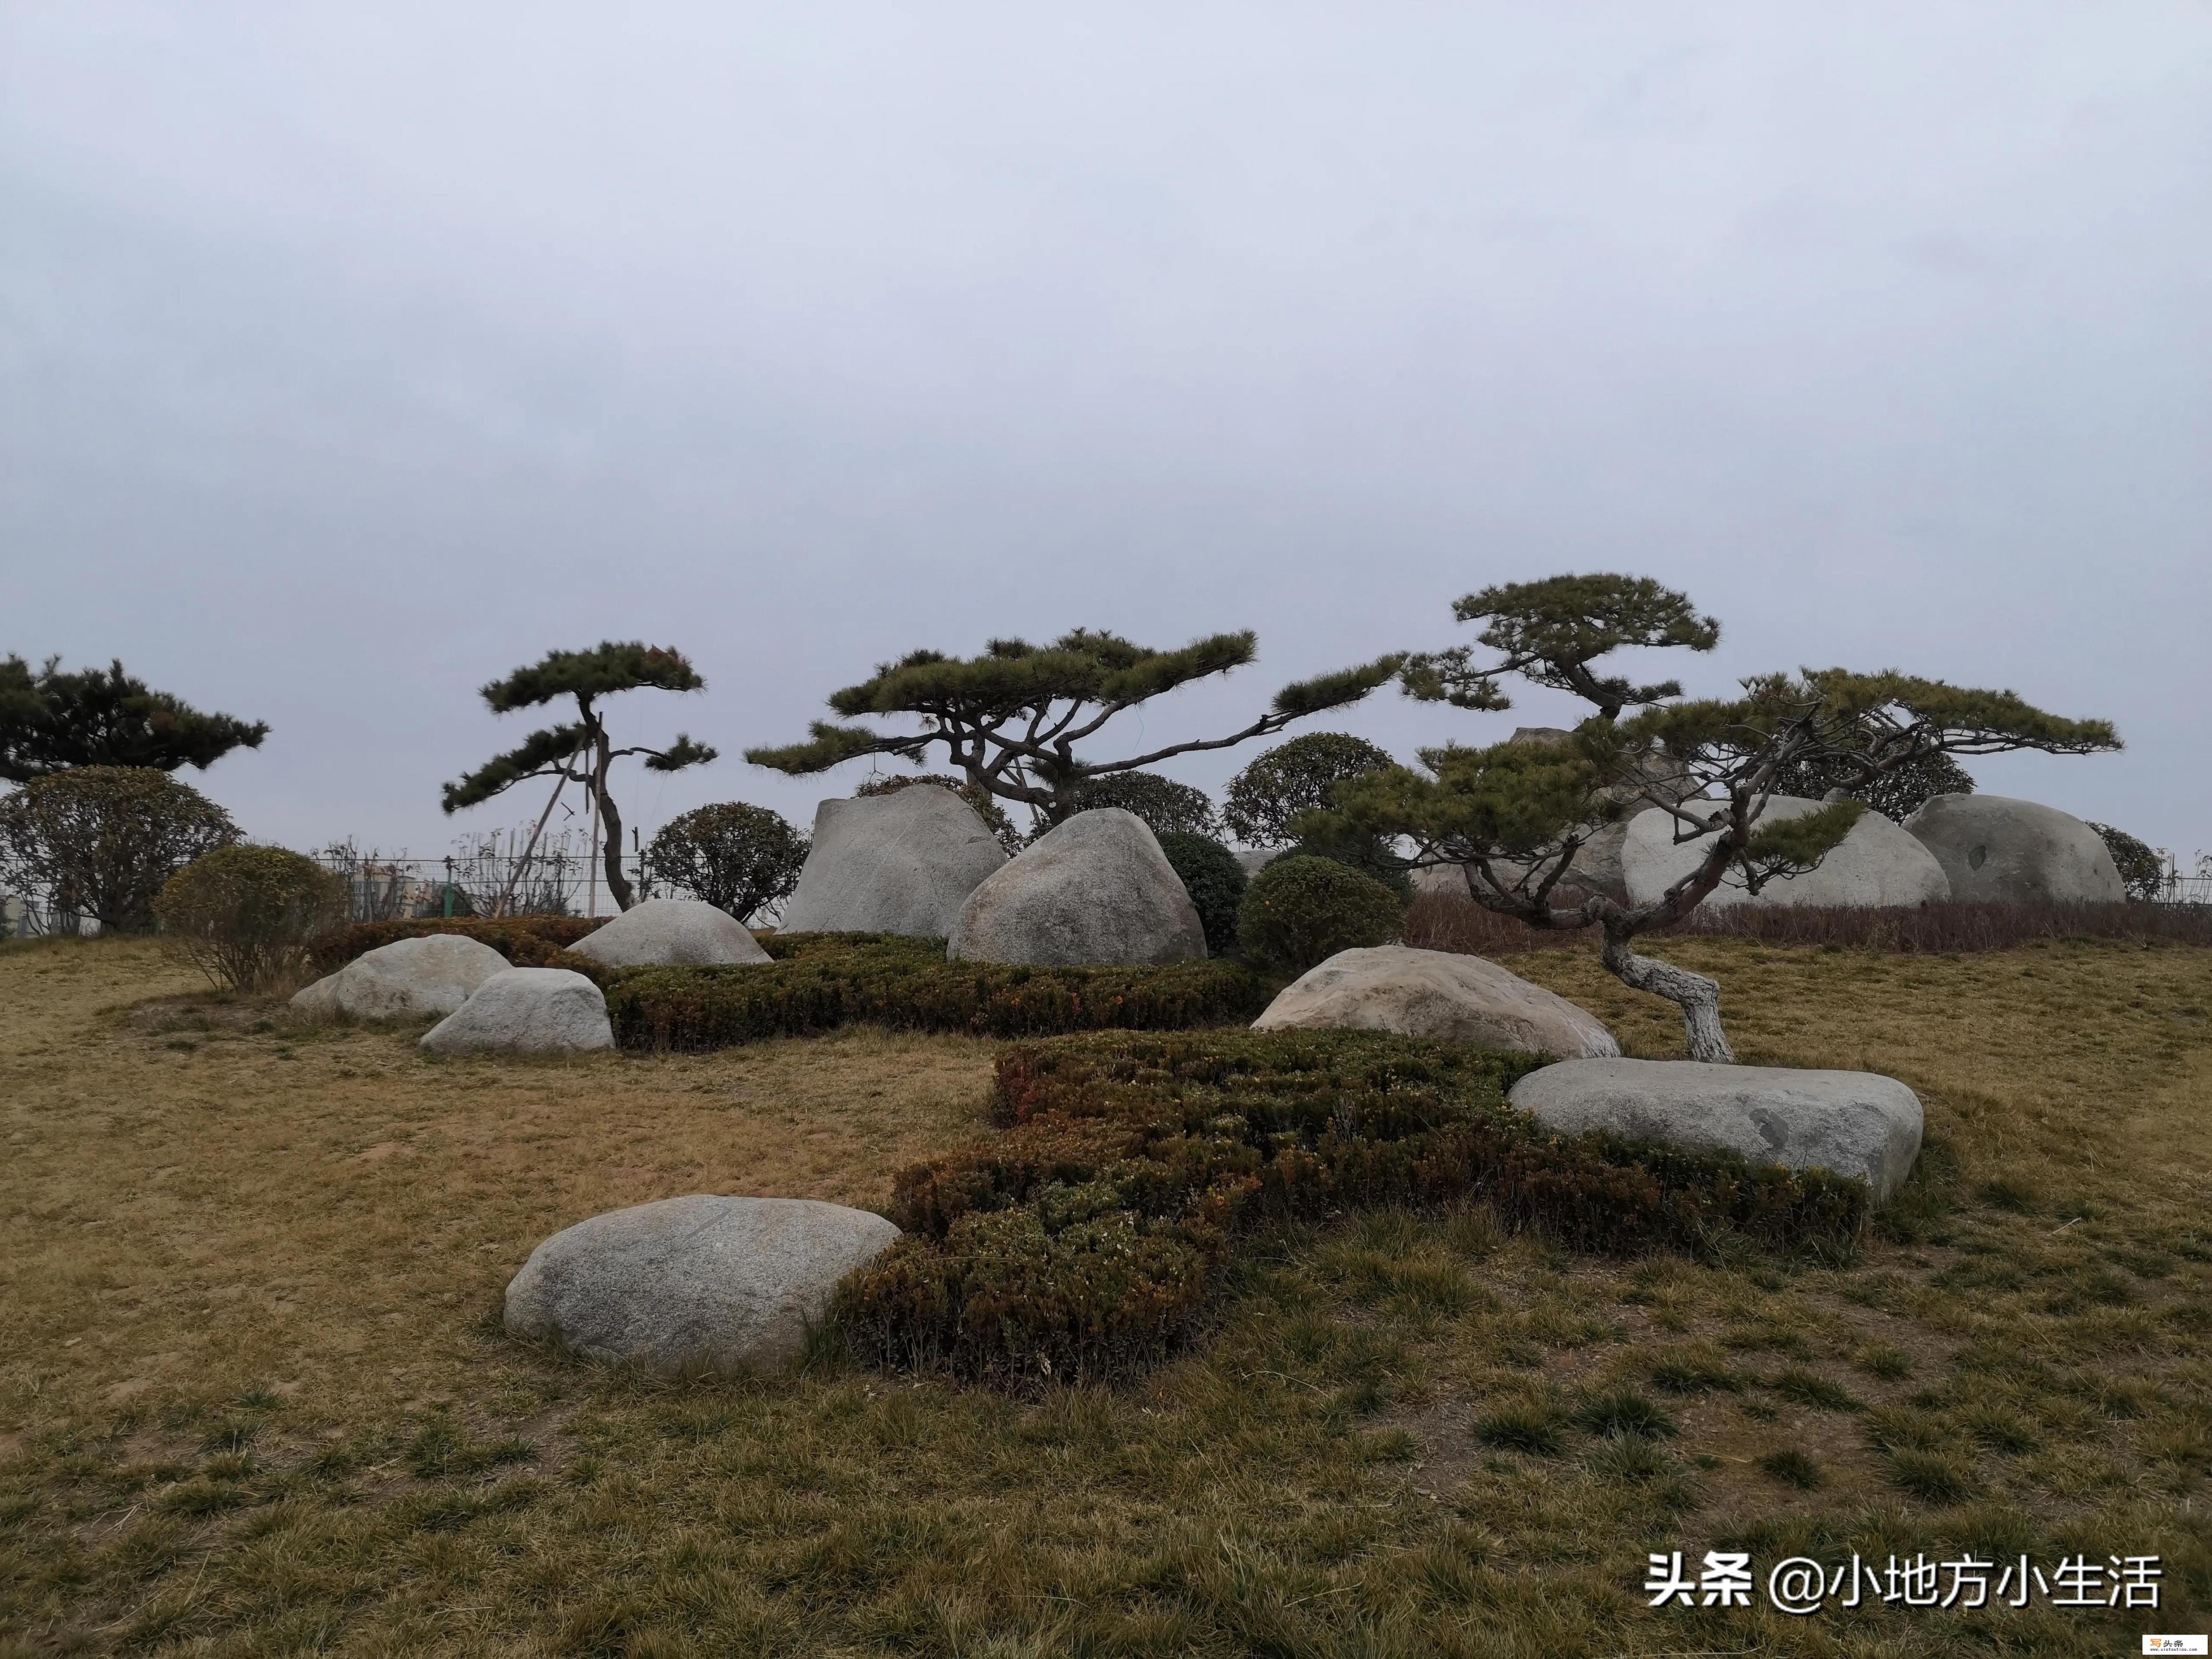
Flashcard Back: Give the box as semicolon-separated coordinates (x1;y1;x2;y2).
1599;925;1734;1063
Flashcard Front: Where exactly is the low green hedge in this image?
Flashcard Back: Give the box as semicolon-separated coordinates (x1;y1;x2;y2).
834;1031;1870;1385
603;937;1272;1050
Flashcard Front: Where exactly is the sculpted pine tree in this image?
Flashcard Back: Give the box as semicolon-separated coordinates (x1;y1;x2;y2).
746;629;1404;827
441;643;716;912
1315;574;2119;1061
0;655;268;782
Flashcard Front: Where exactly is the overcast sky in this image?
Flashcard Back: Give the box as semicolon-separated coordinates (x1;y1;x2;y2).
4;2;2207;866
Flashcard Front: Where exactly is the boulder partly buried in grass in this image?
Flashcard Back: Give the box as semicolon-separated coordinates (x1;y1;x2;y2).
1507;1057;1923;1203
568;897;770;967
1252;945;1619;1058
291;933;510;1020
504;1194;901;1376
419;967;613;1055
1624;796;1950;910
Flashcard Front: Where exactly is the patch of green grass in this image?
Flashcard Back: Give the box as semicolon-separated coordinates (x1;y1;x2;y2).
1571;1391;1677;1441
1766;1368;1863;1412
1857;1345;1913;1381
1757;1448;1826;1490
1470;1404;1564;1457
1885;1449;1978;1504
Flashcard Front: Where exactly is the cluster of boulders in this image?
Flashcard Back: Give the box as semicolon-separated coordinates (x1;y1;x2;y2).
289;897;769;1055
1415;791;2124;910
1244;942;1923;1203
786;787;1208;964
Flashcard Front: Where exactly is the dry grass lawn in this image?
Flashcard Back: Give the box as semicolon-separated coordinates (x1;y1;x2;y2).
3;930;2211;1656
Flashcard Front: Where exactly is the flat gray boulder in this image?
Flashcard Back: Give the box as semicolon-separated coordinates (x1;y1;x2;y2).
1902;794;2124;904
949;808;1207;965
779;785;1007;937
291;933;510;1020
1509;1057;1923;1202
503;1194;900;1376
1624;796;1950;910
569;897;770;967
419;967;613;1055
1253;945;1619;1057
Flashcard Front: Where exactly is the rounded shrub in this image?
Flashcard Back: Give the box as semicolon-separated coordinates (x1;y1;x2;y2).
0;765;240;930
644;802;810;922
1223;732;1395;848
154;845;350;991
1155;831;1247;957
1066;771;1219;840
2089;822;2164;902
1235;853;1405;977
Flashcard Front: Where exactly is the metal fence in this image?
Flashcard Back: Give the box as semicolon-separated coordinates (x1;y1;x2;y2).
312;829;664;924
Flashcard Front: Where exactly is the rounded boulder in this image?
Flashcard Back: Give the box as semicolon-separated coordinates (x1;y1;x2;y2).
778;785;1007;938
291;933;510;1020
569;897;770;967
419;967;613;1055
1253;945;1619;1057
948;808;1207;965
1901;794;2124;904
1508;1057;1923;1202
1623;796;1950;910
503;1194;900;1377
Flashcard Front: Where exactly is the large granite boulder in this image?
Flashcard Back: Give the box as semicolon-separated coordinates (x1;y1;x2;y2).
1902;794;2124;904
949;808;1207;965
291;934;509;1020
778;785;1007;938
419;967;613;1055
1253;945;1619;1057
1623;796;1950;910
569;897;770;967
503;1194;900;1376
1508;1058;1923;1202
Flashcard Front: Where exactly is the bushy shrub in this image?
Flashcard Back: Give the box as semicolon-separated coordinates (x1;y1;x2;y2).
856;773;1023;854
155;845;350;991
1155;831;1247;956
835;1030;1870;1384
2089;822;2164;902
1064;772;1220;840
644;802;809;922
0;766;240;930
1223;732;1395;848
308;914;611;974
1236;854;1404;976
602;935;1271;1049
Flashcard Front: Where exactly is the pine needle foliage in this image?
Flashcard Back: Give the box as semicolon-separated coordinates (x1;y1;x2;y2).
1320;575;2121;1061
746;628;1404;827
0;655;268;782
441;642;716;912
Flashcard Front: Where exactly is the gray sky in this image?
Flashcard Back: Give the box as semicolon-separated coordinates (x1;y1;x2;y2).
5;2;2208;863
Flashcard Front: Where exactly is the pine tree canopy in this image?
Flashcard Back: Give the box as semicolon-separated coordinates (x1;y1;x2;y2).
0;655;269;782
442;642;717;814
1400;573;1721;719
746;628;1404;823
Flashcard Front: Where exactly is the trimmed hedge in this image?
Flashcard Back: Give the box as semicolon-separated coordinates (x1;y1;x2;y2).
603;936;1272;1050
835;1031;1870;1385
